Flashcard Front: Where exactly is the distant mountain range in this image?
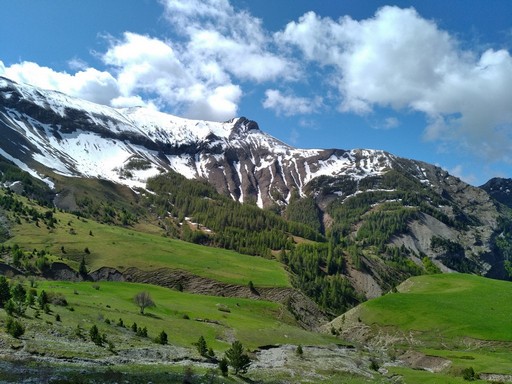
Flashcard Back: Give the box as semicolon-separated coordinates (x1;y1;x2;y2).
1;75;511;303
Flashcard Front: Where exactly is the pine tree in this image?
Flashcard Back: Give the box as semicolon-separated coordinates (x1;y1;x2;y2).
225;340;251;375
156;330;168;345
89;324;103;346
79;257;88;278
195;335;208;357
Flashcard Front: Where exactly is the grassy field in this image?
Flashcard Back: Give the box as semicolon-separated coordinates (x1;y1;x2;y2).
5;199;290;288
360;273;512;342
12;279;333;352
354;273;512;381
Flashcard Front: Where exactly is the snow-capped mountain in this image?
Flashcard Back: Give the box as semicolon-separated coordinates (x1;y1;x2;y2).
0;76;403;207
1;76;510;290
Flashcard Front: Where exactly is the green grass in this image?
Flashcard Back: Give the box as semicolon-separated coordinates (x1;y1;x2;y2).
360;273;512;342
26;280;333;351
5;201;290;287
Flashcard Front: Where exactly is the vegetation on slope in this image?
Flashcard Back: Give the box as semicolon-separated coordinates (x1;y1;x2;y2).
334;273;512;383
0;188;290;287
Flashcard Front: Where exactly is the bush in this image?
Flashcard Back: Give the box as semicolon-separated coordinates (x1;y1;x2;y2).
48;292;67;306
219;357;229;377
462;366;477;381
137;326;148;337
156;330;168;345
6;317;25;338
89;324;103;346
369;358;380;371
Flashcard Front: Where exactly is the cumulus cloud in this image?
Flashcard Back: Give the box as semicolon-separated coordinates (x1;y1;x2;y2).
101;32;241;121
276;6;512;162
161;0;296;82
263;89;322;116
0;61;120;105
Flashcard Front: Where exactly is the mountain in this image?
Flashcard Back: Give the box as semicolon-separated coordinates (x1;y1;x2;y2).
0;76;397;207
0;76;511;311
481;177;512;209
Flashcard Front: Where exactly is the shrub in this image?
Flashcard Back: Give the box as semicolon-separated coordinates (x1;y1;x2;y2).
369;358;380;371
219;357;229;377
48;292;67;306
156;330;168;345
6;317;25;338
89;324;103;346
462;367;477;381
137;326;148;337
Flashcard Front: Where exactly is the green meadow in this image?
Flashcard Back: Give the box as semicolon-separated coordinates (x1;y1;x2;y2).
0;279;334;355
356;273;512;381
5;201;290;288
360;273;512;342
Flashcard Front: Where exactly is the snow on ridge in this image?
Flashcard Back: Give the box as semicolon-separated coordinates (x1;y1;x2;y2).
124;107;236;143
0;147;54;189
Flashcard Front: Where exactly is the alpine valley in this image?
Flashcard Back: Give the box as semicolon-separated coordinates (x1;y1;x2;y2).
0;76;512;383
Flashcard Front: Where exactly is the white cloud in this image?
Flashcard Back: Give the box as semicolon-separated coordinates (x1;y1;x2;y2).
263;89;322;116
0;60;120;105
276;6;512;162
102;32;241;121
161;0;296;82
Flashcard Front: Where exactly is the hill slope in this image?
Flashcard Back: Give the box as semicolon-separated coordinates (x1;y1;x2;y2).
325;273;512;382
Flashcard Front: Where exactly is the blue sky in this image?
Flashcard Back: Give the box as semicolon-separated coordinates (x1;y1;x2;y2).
1;0;512;186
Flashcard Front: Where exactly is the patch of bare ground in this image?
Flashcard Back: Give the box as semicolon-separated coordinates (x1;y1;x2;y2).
396;350;451;373
479;373;512;383
250;344;377;382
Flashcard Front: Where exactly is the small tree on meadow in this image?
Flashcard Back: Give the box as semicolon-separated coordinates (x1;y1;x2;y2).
195;335;208;357
134;291;155;314
219;357;229;377
225;340;251;375
6;317;25;338
89;324;103;346
79;257;88;278
38;290;48;309
10;282;27;315
156;330;168;345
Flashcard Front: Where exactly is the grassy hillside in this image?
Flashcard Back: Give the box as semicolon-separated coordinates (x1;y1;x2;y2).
0;278;358;383
2;191;290;287
13;280;331;351
333;273;512;383
361;273;512;342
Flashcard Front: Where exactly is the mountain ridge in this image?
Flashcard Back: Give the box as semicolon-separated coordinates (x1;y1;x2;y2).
1;75;511;306
0;76;401;207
